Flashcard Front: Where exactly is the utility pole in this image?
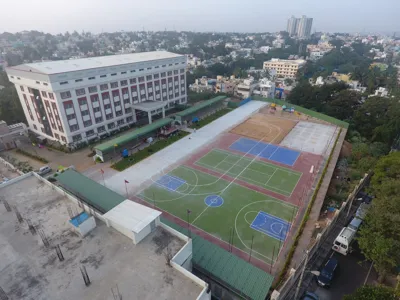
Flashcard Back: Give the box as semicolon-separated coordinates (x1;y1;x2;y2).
294;250;309;300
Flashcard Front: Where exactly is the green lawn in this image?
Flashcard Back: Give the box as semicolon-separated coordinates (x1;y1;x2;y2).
139;165;298;264
195;149;302;196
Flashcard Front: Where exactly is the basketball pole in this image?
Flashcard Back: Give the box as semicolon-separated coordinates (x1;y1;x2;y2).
229;227;233;252
278;229;283;252
248;235;254;262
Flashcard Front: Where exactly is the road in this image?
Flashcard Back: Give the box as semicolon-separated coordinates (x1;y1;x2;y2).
308;248;377;300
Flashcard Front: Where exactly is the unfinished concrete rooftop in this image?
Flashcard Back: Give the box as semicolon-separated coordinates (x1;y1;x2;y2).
0;174;202;300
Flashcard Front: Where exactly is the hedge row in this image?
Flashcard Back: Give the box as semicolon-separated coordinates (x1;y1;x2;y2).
16;148;49;164
111;131;190;171
274;128;343;288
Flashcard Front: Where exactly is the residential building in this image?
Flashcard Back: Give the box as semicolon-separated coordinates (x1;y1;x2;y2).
236;77;258;99
0;121;28;151
297;15;313;38
263;58;306;78
253;78;275;98
6;51;187;146
374;87;389;97
287;16;299;36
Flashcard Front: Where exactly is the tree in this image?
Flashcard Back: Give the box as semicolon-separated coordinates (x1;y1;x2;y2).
284;78;293;86
343;285;399;300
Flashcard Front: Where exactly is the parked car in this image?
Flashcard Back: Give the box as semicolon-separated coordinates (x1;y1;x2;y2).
301;291;319;300
317;256;339;287
37;165;52;176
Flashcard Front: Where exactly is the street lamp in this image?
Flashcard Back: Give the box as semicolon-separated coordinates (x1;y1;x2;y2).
186;209;192;238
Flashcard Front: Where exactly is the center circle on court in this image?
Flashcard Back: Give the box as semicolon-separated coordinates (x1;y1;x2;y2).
204;195;224;207
271;222;284;235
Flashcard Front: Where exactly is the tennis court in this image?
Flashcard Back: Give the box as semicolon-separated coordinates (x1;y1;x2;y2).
195;148;301;196
138;165;298;265
229;137;300;166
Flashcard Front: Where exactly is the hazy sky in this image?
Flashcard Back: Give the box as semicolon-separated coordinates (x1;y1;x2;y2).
1;0;398;34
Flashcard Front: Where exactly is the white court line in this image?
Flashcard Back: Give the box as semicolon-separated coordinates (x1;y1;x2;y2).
265;168;278;186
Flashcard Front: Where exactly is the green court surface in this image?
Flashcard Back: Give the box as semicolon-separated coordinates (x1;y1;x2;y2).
195;149;302;196
139;165;298;264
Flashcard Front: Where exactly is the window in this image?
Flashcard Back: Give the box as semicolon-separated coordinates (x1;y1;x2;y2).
70;124;79;132
93;107;101;113
23;94;27;100
61;136;67;142
169;64;173;66
81;110;89;116
86;130;95;137
121;71;127;74
155;66;160;69
58;126;64;132
107;123;115;129
161;72;166;78
146;75;152;81
180;69;185;73
174;70;178;75
117;119;124;125
138;76;144;83
130;70;136;73
89;77;95;80
147;67;152;70
54;133;60;140
111;73;117;76
33;124;37;130
130;78;137;84
123;98;130;104
83;120;92;127
95;116;103;123
167;71;172;76
48;92;54;100
67;113;76;120
36;81;41;84
126;116;133;123
162;64;166;67
180;75;184;80
72;134;82;142
175;62;179;65
20;86;24;92
110;82;118;88
104;104;111;110
78;98;87;106
116;111;123;117
28;87;33;94
106;114;113;120
125;107;132;113
154;74;159;79
41;91;47;97
60;81;68;85
100;84;108;91
100;75;107;78
121;80;128;86
139;68;144;71
43;82;48;86
88;86;97;93
75;79;83;82
97;125;105;132
64;102;73;109
76;88;85;96
60;91;71;99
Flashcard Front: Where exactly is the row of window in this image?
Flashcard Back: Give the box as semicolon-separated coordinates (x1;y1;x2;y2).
70;117;135;142
58;64;186;86
60;73;185;99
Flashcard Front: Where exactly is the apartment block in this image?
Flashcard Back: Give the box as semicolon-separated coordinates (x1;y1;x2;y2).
263;58;306;78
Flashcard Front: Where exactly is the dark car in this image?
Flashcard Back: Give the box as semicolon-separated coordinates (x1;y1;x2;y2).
317;257;338;287
301;291;319;300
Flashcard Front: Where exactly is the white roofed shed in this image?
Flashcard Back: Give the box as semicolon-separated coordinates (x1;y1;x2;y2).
103;200;162;244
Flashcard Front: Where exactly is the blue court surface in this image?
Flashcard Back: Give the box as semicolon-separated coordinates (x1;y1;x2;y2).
156;175;186;192
229;137;300;166
204;195;224;207
250;211;290;241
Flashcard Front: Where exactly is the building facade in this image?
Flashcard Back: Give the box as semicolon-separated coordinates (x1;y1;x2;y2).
6;51;187;146
286;15;313;38
287;16;299;36
297;15;313;38
263;58;306;78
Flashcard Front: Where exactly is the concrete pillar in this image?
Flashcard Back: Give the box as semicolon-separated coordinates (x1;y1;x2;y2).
162;107;165;118
148;112;152;124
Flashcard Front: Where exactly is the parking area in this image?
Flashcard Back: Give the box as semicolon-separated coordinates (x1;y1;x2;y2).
309;249;377;300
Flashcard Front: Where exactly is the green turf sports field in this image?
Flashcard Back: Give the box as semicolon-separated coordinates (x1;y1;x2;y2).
195;148;302;196
138;164;298;264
